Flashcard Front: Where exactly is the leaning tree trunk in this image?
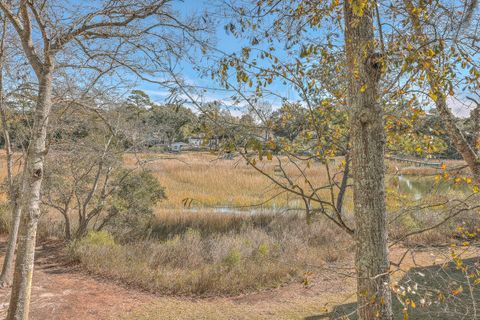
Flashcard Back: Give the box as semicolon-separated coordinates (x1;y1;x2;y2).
0;203;23;287
434;95;480;177
344;1;392;319
403;0;480;179
0;14;23;288
473;105;480;155
7;69;53;320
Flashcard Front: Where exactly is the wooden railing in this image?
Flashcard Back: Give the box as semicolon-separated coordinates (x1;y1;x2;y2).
385;155;442;168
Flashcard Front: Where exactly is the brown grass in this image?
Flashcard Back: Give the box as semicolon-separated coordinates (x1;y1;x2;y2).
70;215;352;295
124;152;351;211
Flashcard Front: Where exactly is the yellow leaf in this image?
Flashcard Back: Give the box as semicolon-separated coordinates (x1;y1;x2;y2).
452;286;463;296
360;84;367;93
411;301;416;309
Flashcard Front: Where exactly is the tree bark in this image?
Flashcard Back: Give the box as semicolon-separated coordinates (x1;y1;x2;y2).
62;209;72;240
0;204;22;287
7;69;53;320
473;104;480;155
343;1;392;319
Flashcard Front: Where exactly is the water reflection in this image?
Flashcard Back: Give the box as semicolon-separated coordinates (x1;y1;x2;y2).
391;175;470;200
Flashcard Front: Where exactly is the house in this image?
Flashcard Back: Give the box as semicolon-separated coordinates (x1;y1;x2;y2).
187;135;220;150
169;142;189;152
188;136;203;148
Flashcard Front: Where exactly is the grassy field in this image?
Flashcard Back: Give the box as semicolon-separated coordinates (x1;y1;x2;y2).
124;152;346;211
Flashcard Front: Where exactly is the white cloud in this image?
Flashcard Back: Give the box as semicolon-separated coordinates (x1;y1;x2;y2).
142;89;171;98
447;96;475;118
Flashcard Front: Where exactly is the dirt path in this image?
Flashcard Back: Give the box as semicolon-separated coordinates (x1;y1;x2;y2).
0;240;478;320
0;240;154;319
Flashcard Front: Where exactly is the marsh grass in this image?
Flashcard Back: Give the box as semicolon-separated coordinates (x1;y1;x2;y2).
70;214;352;295
124;152;352;212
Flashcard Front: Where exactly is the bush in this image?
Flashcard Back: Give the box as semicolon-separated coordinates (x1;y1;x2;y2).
106;170;166;240
80;230;116;246
68;230;116;261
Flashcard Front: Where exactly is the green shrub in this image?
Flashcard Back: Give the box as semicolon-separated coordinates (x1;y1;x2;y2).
257;242;270;257
223;249;242;267
68;230;116;261
80;230;116;246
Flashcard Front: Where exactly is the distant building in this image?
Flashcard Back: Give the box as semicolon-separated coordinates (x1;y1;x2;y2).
187;135;219;150
169;142;189;152
188;137;203;148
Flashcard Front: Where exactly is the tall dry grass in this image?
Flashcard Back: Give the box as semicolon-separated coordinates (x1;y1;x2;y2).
70;214;352;295
124;152;350;212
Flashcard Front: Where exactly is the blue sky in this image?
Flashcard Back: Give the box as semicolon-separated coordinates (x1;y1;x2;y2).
136;0;478;118
137;0;301;114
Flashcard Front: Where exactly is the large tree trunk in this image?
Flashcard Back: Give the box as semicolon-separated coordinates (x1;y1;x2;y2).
7;69;53;320
343;1;392;319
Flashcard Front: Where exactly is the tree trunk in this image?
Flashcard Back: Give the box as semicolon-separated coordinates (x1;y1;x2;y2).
435;95;480;177
62;210;72;240
7;69;53;320
0;204;22;287
343;1;392;319
76;211;88;239
403;0;480;179
473;105;480;155
0;15;23;288
0;86;23;287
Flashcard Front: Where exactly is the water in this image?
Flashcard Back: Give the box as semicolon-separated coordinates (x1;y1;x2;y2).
185;206;290;215
392;175;470;200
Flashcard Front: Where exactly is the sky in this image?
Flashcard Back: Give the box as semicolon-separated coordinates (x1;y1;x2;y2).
136;0;477;118
137;0;301;115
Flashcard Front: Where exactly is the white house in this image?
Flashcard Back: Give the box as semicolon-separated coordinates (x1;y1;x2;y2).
169;142;189;152
188;137;203;148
